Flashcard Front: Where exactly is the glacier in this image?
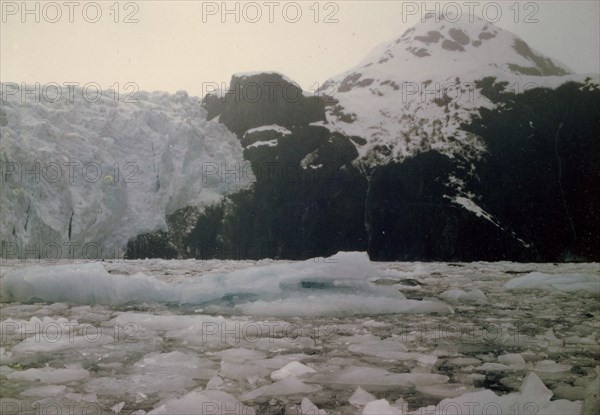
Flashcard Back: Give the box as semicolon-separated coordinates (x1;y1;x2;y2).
0;86;252;258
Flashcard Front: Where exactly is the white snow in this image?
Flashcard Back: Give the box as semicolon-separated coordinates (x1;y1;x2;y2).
321;14;598;166
244;124;292;136
246;139;278;149
450;195;532;248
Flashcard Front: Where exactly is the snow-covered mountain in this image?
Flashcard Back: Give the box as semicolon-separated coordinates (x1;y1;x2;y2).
321;14;593;166
1;88;250;257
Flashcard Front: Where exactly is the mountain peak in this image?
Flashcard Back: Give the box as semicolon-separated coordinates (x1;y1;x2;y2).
321;15;581;165
355;14;571;79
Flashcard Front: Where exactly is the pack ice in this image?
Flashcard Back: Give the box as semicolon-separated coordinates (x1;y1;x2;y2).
0;252;453;317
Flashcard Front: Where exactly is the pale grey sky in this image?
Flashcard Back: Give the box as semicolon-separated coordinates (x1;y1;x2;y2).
1;1;598;97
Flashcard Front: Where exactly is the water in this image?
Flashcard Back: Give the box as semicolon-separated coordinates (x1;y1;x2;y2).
0;259;598;414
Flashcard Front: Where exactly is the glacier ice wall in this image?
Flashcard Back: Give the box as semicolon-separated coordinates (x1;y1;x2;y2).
1;87;251;257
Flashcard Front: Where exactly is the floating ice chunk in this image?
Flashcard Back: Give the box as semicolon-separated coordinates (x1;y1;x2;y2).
82;351;218;396
478;362;516;372
85;352;218;395
498;353;527;367
11;333;114;355
239;376;322;401
348;339;435;363
216;348;266;363
433;389;505;415
64;392;98;402
301;397;327;415
236;295;453;317
416;383;477;399
0;347;13;365
447;357;481;366
543;399;585;415
112;402;125;414
148;390;255;415
552;384;586;401
8;365;89;384
135;351;217;379
221;361;270;380
345;336;410;360
349;387;377;407
361;319;388;328
271;361;316;380
505;272;600;293
440;288;488;304
0;263;178;305
421;372;582;415
254;354;311;371
307;366;448;389
1;253;453;317
581;375;600;415
20;385;67;397
534;360;572;381
1;316;77;339
207;376;224;390
362;399;402;414
534;360;572;373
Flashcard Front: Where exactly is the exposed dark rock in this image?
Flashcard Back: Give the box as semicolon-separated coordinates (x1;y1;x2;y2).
338;73;363;92
442;39;465;52
126;230;178;259
479;31;496;40
465;81;599;260
203;72;326;137
407;47;431;57
511;39;570;76
449;28;470;45
414;30;444;44
356;78;375;87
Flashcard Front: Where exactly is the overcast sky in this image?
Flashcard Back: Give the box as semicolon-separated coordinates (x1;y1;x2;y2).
1;1;598;97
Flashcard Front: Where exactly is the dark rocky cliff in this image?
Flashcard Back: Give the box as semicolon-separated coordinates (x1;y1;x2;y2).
127;74;599;261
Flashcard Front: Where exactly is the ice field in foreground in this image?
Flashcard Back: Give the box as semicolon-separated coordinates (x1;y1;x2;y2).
0;254;598;414
0;252;454;317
